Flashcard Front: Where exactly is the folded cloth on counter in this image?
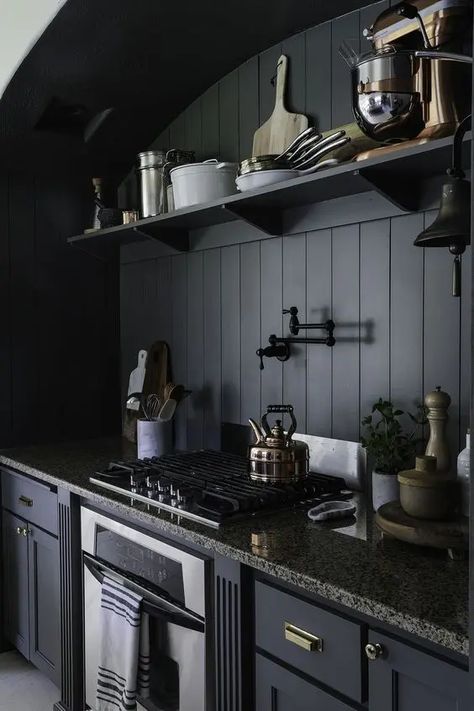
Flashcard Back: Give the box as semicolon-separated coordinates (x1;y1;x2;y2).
96;577;147;711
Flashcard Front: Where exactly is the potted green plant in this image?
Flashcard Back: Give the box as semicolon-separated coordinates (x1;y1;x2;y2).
361;399;426;511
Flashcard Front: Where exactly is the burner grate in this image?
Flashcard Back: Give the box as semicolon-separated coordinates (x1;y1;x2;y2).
90;450;347;527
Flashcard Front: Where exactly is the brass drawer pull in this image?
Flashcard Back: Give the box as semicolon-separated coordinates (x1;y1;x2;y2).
284;623;323;652
16;526;28;537
18;495;33;507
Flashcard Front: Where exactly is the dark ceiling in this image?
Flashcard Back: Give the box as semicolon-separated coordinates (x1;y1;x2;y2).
0;0;378;178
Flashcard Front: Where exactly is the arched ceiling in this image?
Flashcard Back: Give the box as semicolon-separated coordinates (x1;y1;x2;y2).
0;0;379;178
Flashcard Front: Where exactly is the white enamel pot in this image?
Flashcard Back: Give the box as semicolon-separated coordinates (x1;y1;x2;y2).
170;159;238;209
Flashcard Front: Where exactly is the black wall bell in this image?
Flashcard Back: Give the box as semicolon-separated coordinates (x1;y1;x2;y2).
413;114;471;297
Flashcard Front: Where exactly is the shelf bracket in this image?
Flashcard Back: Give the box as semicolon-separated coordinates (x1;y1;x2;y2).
132;226;189;252
356;167;420;212
222;203;282;235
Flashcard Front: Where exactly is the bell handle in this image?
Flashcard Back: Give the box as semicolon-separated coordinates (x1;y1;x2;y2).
261;405;297;441
248;418;265;444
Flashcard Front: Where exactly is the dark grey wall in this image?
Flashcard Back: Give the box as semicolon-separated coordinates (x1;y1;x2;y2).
120;0;471;462
0;172;120;448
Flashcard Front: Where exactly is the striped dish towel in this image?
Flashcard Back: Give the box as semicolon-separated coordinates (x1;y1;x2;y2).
96;577;150;711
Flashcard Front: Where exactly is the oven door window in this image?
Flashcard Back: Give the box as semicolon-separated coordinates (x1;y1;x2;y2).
95;526;185;605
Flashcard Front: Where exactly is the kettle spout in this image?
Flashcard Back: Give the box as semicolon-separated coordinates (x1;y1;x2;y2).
248;418;265;444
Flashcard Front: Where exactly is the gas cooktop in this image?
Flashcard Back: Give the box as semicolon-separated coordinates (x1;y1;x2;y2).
90;450;348;528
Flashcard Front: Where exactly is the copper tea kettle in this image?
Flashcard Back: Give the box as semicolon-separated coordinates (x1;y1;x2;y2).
248;405;309;484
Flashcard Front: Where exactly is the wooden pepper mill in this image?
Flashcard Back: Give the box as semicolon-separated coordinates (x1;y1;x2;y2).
425;386;452;476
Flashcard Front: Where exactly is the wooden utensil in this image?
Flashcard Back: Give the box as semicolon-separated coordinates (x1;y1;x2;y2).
252;55;309;157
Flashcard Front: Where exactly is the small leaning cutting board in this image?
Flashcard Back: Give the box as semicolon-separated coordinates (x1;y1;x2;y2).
252;54;309;157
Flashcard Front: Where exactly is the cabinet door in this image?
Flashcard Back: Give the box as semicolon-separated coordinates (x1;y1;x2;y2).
256;654;353;711
2;510;30;658
28;524;60;686
368;632;469;711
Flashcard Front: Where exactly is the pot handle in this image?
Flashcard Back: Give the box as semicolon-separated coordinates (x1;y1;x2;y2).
261;405;297;441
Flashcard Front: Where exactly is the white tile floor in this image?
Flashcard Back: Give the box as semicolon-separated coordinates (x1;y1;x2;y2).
0;650;60;711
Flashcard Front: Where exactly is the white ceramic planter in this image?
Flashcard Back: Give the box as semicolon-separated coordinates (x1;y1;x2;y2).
372;469;399;511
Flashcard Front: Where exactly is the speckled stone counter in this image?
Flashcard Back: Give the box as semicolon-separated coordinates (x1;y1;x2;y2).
0;437;468;656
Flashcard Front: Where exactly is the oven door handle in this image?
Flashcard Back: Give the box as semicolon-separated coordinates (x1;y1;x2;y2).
83;554;205;633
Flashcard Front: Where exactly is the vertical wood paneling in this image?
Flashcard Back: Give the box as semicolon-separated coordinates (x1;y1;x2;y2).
258;43;282;126
283;234;307;432
150;127;170;152
282;32;306;115
156;257;172;347
306;229;332;437
390;213;424;416
169;112;186;149
185;99;203;160
360;219;390;420
240;242;261;423
120;3;470;457
0;175;11;446
171;255;188;449
221;245;241;423
120;261;145;399
203;249;221;448
238;57;259;160
201;84;220;159
219;70;239;162
260;238;283;408
331;10;360;128
460;248;471;443
423;211;461;471
187;252;204;449
305;22;332;131
332;224;360;441
9;174;38;442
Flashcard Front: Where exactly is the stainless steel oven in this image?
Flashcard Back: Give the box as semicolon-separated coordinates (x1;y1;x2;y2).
81;507;211;711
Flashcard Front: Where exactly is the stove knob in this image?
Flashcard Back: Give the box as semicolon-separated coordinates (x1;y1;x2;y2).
170;483;179;499
130;474;147;491
155;478;169;493
176;488;193;507
146;474;159;490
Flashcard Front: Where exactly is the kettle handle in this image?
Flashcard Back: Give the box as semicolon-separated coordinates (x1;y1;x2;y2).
261;405;297;441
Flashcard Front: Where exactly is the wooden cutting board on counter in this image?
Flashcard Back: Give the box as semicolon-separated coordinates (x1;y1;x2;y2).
252;54;309;157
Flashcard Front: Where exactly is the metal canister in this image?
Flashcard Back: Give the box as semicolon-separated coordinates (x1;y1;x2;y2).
137;150;166;218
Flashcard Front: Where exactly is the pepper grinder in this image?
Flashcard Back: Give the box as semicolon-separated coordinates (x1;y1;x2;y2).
425;386;452;476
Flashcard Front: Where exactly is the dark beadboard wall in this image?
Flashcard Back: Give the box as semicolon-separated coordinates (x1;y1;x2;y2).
120;0;471;460
0;173;120;448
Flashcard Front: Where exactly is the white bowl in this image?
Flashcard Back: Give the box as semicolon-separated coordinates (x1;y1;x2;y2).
236;169;297;192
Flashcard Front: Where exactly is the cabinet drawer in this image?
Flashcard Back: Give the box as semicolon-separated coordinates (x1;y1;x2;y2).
255;581;363;702
2;471;57;535
256;654;354;711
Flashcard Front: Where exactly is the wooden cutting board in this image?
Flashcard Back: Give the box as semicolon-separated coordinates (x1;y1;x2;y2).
252;54;309;157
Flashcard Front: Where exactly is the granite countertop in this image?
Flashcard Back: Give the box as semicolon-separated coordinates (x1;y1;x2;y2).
0;437;468;657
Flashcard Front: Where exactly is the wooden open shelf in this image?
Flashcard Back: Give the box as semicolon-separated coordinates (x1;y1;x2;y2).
68;134;470;255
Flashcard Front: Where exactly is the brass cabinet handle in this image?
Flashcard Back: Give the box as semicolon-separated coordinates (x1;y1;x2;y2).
16;526;28;537
18;495;33;507
365;642;385;661
284;622;323;652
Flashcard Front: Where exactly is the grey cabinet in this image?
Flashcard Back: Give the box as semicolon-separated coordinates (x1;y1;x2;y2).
2;510;30;659
28;523;60;685
367;631;469;711
256;654;354;711
1;506;60;686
